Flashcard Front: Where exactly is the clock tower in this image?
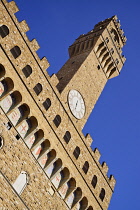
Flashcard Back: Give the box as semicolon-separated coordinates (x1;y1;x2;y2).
56;16;126;129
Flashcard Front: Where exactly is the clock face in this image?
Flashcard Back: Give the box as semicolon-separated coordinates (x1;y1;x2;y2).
68;90;85;119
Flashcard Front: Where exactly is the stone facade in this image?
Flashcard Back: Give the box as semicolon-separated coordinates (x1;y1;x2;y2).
0;0;126;209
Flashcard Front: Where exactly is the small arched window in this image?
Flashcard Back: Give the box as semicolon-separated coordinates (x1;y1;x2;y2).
63;131;71;144
43;98;51;110
53;115;61;127
33;83;42;95
12;171;28;195
0;25;9;38
22;65;32;78
0;136;4;149
91;175;97;188
10;46;21;59
0;64;6;78
99;188;105;201
73;146;80;159
82;161;89;174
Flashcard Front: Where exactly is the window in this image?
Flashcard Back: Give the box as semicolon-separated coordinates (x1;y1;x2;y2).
73;146;80;159
10;46;21;59
12;171;28;195
82;161;89;174
110;48;114;54
91;175;97;188
53;115;61;127
97;65;100;70
105;37;109;43
0;25;9;38
22;65;32;78
63;131;71;144
99;188;105;201
15;134;20;140
0;136;4;149
33;83;42;95
0;64;6;78
6;122;12;130
43;98;51;110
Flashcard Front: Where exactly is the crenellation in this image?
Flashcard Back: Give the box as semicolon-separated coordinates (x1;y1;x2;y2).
101;162;109;175
19;20;30;33
29;38;40;52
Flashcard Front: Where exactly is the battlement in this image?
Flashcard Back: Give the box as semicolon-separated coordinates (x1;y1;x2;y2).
1;0;50;72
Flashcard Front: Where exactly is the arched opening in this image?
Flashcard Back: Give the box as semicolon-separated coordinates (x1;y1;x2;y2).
99;188;105;201
0;136;4;149
22;65;32;78
8;103;30;126
0;77;14;98
33;83;42;96
72;187;82;208
91;175;97;188
12;171;28;195
0;64;6;78
52;167;70;189
99;47;106;58
43;98;51;111
0;91;22;113
0;25;9;38
44;149;57;170
53;115;61;127
79;197;88;210
73;146;80;159
25;129;44;149
59;177;76;199
63;131;71;144
82;161;89;174
87;206;93;210
10;46;21;59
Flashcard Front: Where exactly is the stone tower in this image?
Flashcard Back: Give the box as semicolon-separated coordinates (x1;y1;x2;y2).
0;0;126;210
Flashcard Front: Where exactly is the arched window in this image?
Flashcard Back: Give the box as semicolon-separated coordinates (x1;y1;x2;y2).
63;131;71;144
12;171;28;195
22;65;32;78
53;115;61;127
0;25;9;38
79;197;88;210
33;83;42;95
73;146;80;159
10;46;21;59
87;206;93;210
43;98;51;110
82;161;89;174
0;64;6;78
0;136;4;149
91;175;97;188
99;188;105;201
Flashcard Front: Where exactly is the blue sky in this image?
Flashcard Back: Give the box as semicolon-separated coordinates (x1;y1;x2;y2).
11;0;140;209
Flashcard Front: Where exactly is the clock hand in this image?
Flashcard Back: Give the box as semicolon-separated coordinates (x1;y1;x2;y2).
75;100;78;110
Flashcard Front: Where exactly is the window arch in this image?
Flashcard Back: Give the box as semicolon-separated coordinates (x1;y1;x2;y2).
0;25;9;38
12;171;28;195
0;136;4;149
99;188;105;201
33;83;42;95
73;146;80;159
91;175;97;188
63;131;71;144
53;115;61;127
43;98;51;111
82;161;89;174
10;46;21;59
22;65;32;78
